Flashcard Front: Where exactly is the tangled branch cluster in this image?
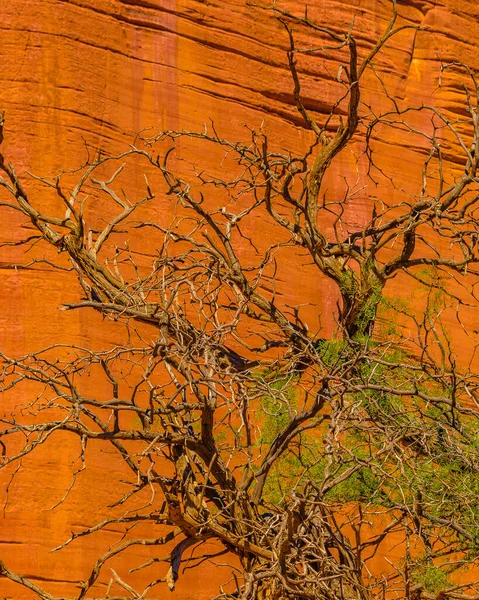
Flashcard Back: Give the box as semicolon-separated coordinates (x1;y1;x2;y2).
2;2;479;599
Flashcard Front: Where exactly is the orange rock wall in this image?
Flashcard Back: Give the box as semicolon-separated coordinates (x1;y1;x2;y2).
1;0;479;598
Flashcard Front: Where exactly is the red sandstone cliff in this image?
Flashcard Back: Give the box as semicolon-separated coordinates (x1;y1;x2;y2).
1;1;479;598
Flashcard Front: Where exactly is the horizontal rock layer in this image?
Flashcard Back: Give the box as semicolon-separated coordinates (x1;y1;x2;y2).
1;0;479;598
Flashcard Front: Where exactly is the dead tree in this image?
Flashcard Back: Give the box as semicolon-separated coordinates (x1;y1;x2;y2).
1;2;479;599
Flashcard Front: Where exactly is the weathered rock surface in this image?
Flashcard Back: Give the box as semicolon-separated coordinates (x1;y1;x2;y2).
1;0;479;597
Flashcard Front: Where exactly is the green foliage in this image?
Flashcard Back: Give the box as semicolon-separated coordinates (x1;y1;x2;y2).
214;429;227;443
314;338;348;367
338;269;357;298
260;378;297;445
412;562;451;594
376;294;411;340
354;286;383;337
258;378;329;504
256;320;479;566
338;261;384;336
259;379;302;503
326;463;381;503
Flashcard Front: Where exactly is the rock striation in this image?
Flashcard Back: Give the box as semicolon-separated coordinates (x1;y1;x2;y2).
1;0;479;598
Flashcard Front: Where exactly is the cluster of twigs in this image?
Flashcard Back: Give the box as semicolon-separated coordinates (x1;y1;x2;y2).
2;1;479;599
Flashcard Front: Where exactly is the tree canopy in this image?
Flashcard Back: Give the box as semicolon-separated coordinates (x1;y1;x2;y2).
1;2;479;599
